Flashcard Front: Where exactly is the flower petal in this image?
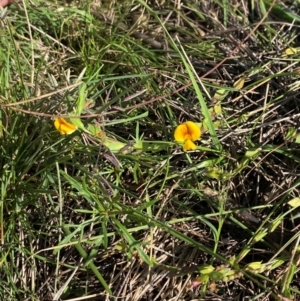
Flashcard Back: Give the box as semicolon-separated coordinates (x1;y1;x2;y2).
184;139;197;151
54;118;77;135
174;123;188;142
185;121;201;141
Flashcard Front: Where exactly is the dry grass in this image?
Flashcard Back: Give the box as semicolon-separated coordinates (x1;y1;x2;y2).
1;0;300;300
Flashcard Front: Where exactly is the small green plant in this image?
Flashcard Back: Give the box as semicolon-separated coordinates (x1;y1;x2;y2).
1;0;300;300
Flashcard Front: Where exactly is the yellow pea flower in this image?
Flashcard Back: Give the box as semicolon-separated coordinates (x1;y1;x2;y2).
174;121;201;151
54;117;77;135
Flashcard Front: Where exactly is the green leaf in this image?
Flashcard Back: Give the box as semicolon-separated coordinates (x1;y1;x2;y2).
198;264;215;275
285;47;299;55
102;138;127;153
288;197;300;208
285;127;297;141
268;219;282;232
238;113;249;123
213;104;222;116
213;89;228;102
252;229;268;243
76;83;87;116
244;261;265;273
69;117;85;130
236;247;251;262
268;258;286;270
245;147;261;158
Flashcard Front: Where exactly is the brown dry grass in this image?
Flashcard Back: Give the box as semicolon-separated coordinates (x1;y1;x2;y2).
2;0;300;300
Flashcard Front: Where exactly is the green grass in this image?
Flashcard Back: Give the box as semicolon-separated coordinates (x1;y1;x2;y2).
1;0;300;300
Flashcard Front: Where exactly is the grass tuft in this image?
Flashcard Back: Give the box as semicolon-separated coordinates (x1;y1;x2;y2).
1;0;300;300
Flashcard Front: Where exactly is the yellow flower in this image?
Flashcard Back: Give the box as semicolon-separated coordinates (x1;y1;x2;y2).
54;117;77;135
174;121;201;151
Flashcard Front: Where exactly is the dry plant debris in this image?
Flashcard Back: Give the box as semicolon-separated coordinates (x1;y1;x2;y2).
1;0;300;300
